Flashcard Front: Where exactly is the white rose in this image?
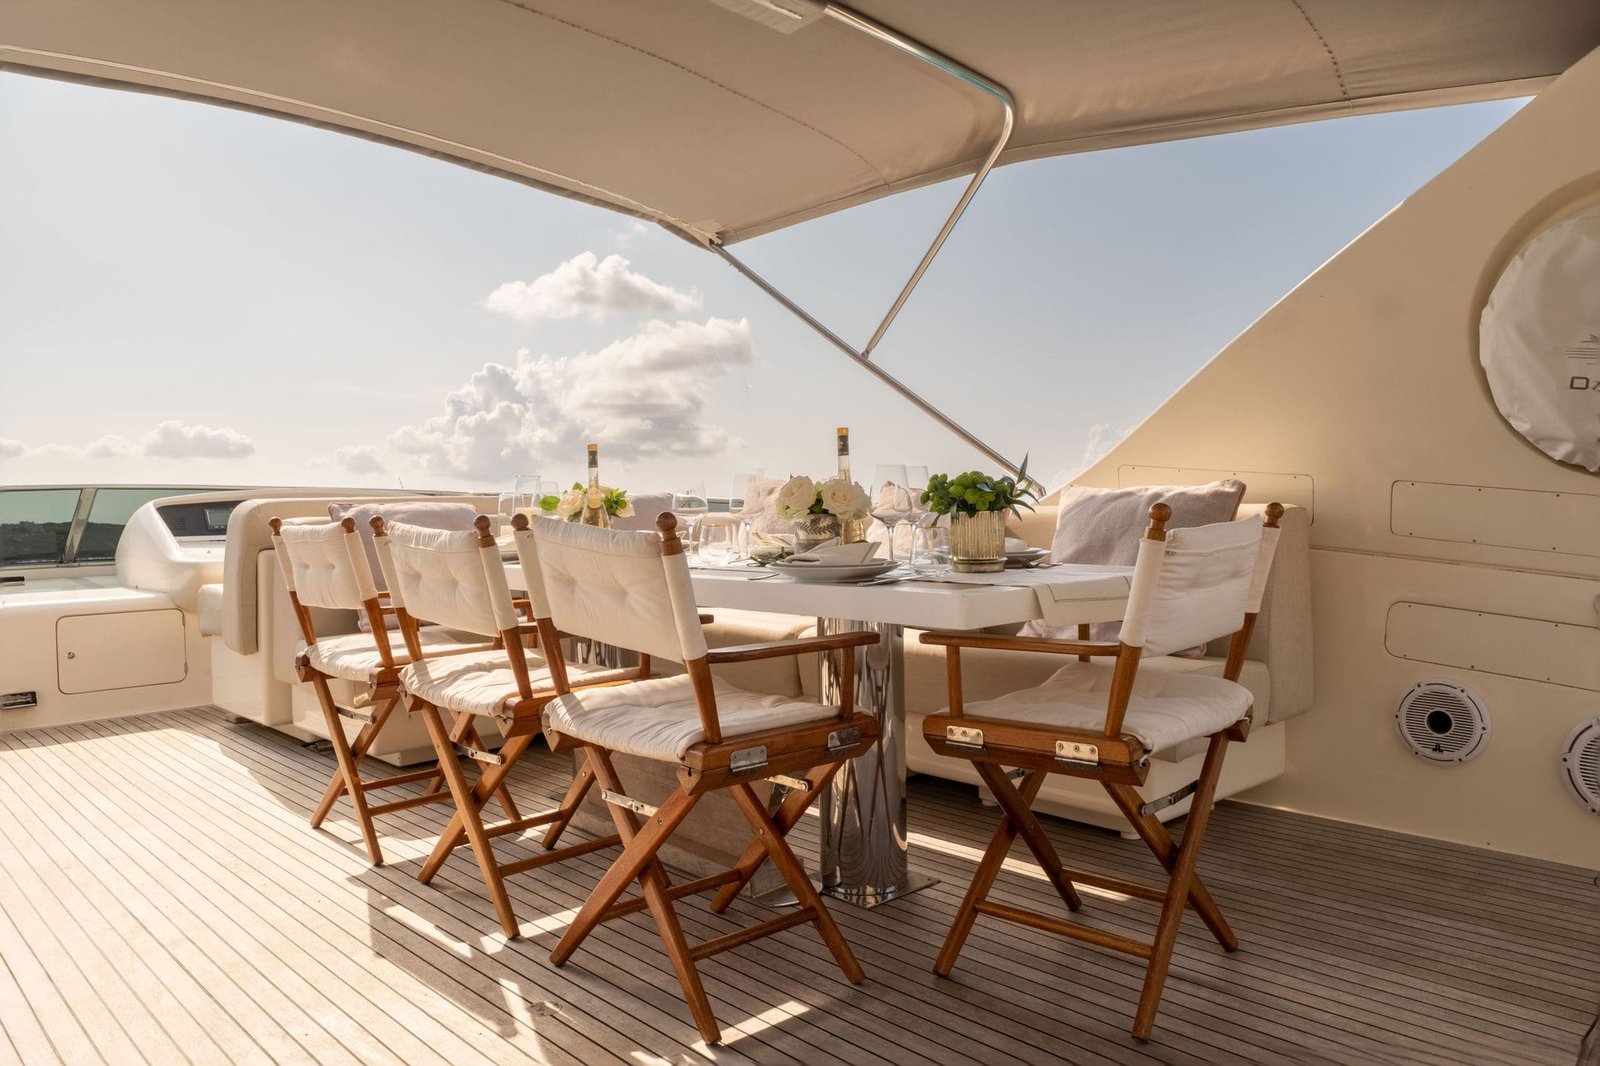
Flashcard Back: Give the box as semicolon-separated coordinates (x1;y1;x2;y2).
775;475;817;520
820;477;867;519
615;498;635;518
556;490;584;519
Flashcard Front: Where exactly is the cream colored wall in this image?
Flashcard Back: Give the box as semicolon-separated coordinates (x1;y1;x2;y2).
1076;47;1600;869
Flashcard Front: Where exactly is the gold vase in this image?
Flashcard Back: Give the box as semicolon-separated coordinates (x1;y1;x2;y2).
792;513;843;553
949;511;1006;572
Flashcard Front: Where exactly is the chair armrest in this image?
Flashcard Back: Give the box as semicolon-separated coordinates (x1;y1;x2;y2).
706;631;880;664
699;612;715;625
918;630;1121;657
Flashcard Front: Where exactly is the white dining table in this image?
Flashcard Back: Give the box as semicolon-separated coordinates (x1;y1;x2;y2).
506;560;1134;908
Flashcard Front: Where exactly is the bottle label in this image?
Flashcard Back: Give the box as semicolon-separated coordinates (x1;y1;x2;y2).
836;428;849;457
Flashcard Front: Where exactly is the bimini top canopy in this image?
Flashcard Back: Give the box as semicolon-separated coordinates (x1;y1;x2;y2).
3;0;1597;247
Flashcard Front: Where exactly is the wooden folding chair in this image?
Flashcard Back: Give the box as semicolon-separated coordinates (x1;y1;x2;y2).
919;501;1285;1040
521;513;880;1045
374;514;645;938
268;516;495;865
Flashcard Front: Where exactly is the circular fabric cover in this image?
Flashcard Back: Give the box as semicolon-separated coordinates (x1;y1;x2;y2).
1479;201;1600;473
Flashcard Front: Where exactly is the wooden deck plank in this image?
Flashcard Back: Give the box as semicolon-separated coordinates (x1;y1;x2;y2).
1;708;1594;1066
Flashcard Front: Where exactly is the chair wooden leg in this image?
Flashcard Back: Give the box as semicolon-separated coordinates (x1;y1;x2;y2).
417;727;536;884
729;782;864;985
1105;770;1237;952
1130;733;1231;1041
309;676;384;865
450;713;522;821
540;750;601;850
550;749;701;965
708;762;842;914
974;762;1084;914
419;701;521;938
935;765;1057;976
310;689;400;829
637;839;722;1045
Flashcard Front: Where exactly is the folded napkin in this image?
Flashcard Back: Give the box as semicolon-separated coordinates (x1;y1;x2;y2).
1004;536;1029;554
787;540;881;565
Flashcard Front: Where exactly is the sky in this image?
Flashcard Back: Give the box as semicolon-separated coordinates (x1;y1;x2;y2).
0;73;1526;497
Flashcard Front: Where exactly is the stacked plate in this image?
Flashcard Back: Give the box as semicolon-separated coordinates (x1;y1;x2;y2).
769;559;898;583
1005;547;1050;567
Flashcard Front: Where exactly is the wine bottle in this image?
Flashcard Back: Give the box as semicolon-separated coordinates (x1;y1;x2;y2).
581;443;611;528
836;426;851;483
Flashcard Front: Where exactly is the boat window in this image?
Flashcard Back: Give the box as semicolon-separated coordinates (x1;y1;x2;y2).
76;487;186;562
0;489;82;568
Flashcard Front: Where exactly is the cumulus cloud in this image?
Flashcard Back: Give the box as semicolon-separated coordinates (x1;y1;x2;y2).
482;251;700;325
1072;422;1128;480
334;445;385;476
142;420;255;459
86;435;135;459
0;439;24;460
390;316;754;481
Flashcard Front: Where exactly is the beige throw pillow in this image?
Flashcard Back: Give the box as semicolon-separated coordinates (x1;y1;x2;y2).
1027;479;1247;648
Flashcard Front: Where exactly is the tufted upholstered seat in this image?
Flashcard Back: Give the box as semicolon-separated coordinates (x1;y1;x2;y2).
543;674;836;761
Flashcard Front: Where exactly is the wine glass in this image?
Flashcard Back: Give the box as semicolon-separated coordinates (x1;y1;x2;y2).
870;464;913;561
673;481;709;556
728;468;765;560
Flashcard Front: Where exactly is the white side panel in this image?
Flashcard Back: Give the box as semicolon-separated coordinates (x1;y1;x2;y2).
1386;601;1600;691
1080;47;1600;867
1391;480;1600;557
57;610;187;693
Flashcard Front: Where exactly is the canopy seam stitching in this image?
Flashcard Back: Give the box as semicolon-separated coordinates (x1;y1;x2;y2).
1286;0;1351;103
491;0;890;187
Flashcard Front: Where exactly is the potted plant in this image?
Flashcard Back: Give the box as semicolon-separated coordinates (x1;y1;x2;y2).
773;475;872;551
920;460;1039;572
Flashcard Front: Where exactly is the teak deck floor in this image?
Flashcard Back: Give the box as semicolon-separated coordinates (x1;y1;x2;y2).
1;708;1596;1065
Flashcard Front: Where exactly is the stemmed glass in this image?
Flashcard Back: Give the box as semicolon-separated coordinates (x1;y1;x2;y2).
673;481;709;558
728;468;764;561
870;464;914;562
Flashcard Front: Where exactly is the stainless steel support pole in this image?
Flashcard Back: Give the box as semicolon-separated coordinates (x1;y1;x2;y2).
816;617;936;907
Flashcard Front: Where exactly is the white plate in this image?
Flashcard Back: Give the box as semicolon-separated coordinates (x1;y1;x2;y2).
1005;547;1050;565
769;559;898;583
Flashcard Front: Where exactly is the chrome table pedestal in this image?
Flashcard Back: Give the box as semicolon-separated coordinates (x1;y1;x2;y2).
815;617;937;908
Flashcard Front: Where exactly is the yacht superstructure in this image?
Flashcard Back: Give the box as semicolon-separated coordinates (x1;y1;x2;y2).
1;2;1598;1062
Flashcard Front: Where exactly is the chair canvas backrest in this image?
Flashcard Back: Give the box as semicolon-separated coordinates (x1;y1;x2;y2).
517;517;706;665
378;520;518;639
1120;514;1265;658
272;520;380;612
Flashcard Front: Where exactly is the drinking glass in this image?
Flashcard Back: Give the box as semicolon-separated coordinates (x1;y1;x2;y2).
512;473;542;517
535;477;563;518
870;464;913;561
906;465;931;514
496;493;519;536
697;516;741;566
728;468;765;559
673;481;709;556
909;519;951;574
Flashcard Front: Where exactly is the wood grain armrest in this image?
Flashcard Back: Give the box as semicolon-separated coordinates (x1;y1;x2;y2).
705;631;880;664
918;630;1121;657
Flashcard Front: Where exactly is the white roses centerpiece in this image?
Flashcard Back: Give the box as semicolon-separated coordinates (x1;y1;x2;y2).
555;484;634;521
775;474;871;550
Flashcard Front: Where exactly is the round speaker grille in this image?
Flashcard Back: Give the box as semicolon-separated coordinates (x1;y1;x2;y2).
1560;717;1600;814
1394;681;1489;763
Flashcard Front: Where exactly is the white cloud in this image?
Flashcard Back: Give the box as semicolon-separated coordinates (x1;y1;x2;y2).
482;251;699;325
334;445;385;476
390;316;755;481
142;421;256;459
0;439;24;459
1069;422;1128;482
86;435;134;459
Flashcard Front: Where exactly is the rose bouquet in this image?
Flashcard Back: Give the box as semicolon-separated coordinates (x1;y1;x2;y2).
773;475;871;521
555;484;634;521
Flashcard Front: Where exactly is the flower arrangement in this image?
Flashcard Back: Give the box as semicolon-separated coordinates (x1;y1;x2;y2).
920;458;1039;518
774;475;872;521
555;484;634;521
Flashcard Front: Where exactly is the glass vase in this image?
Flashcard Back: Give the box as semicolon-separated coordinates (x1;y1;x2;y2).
949;510;1006;572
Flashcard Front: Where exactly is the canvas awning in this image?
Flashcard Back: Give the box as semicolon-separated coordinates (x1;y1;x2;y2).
4;0;1597;248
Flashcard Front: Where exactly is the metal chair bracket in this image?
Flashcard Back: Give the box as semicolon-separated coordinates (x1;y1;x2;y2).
730;746;769;775
826;727;861;752
946;724;984;749
601;789;659;818
767;773;812;793
1138;780;1199;818
452;742;504;766
1054;740;1100;767
337;707;376;725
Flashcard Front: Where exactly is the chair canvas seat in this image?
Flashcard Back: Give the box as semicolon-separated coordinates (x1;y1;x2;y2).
400;648;621;718
544;674;837;762
960;660;1252;754
302;627;487;682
